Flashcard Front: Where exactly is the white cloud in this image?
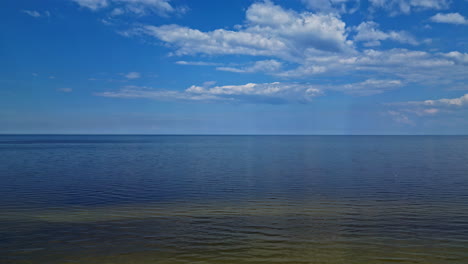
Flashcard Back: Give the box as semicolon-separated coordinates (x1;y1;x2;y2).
96;78;405;105
121;1;466;88
442;51;468;65
22;10;41;17
134;24;290;58
187;82;321;98
110;8;125;16
124;72;141;79
72;0;109;10
57;88;73;93
403;94;468;107
175;61;221;66
331;79;404;95
387;110;414;125
409;0;450;9
301;0;359;14
275;64;327;77
72;0;184;16
95;85;219;101
245;1;352;53
95;82;323;103
202;81;216;87
386;107;443;125
430;13;468;25
386;93;468;124
111;1;466;97
272;48;461;80
217;60;282;73
22;10;50;18
421;108;439;114
128;1;352;62
113;0;179;16
354;21;419;46
369;0;450;15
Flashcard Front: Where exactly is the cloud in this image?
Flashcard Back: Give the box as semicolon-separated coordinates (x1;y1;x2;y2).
95;82;323;104
57;88;73;93
186;82;321;99
96;77;404;106
126;1;352;62
95;85;218;101
386;93;468;124
301;0;359;14
442;51;468;65
399;94;468;107
22;10;41;17
330;79;404;96
110;8;125;16
112;0;181;16
369;0;450;15
113;1;466;96
134;24;289;57
72;0;109;10
175;61;221;66
22;10;50;18
272;48;464;81
216;60;282;73
119;1;466;88
124;72;141;79
387;110;414;125
430;13;468;25
72;0;185;16
354;21;419;46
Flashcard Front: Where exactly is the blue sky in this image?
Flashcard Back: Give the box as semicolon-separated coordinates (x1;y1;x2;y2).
1;0;467;134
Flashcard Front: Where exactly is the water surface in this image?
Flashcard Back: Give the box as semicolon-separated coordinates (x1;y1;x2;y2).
1;135;468;263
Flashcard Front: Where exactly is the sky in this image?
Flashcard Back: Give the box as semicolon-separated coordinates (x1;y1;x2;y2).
1;0;467;134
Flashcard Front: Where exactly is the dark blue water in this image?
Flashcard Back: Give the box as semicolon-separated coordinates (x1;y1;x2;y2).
1;135;468;263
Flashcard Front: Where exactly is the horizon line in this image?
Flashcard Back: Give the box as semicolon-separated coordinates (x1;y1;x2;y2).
1;134;467;136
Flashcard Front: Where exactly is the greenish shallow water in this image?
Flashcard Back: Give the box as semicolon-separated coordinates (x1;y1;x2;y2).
1;135;468;263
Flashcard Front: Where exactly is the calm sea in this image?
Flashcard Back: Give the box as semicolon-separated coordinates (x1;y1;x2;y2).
1;135;468;263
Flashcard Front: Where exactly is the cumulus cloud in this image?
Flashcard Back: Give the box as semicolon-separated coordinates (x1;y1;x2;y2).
442;51;468;65
354;21;419;46
94;1;466;100
430;13;468;25
369;0;450;15
132;24;288;57
118;1;466;90
95;82;323;103
126;1;352;62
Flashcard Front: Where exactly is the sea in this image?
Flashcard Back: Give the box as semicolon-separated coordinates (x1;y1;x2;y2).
1;135;467;263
